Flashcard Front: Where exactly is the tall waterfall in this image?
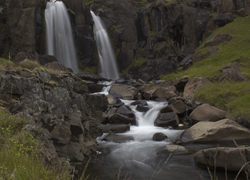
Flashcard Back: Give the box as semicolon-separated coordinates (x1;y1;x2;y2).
90;11;119;80
45;1;78;72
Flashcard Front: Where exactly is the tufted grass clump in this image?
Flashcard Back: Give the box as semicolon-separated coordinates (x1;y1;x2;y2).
194;81;250;121
121;56;146;76
0;109;70;180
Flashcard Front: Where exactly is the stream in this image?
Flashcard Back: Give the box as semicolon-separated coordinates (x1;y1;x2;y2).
87;82;238;180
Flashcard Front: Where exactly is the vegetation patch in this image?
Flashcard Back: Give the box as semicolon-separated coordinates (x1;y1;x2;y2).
194;82;250;121
131;0;147;11
0;109;70;179
83;0;93;5
161;17;250;81
80;66;97;74
121;57;146;76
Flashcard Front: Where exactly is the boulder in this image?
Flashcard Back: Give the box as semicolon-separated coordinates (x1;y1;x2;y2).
219;64;250;82
194;147;250;172
191;53;203;64
136;104;149;112
108;113;136;125
87;84;105;93
183;77;212;99
179;119;250;143
152;133;168;141
141;85;177;100
170;100;186;115
189;104;226;122
162;77;189;92
116;105;134;118
109;84;137;100
155;107;179;128
204;46;220;57
76;73;108;82
98;124;130;133
157;145;188;155
131;100;148;106
217;0;235;13
204;33;232;47
50;121;71;145
103;134;134;143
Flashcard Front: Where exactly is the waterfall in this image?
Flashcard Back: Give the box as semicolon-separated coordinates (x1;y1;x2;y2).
90;11;120;80
45;1;78;72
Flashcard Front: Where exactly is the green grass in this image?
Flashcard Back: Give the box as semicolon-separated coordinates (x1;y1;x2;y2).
161;17;250;81
194;82;250;121
80;66;97;74
0;108;70;180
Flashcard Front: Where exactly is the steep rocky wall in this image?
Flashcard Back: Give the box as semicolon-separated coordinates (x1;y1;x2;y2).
91;0;138;71
0;68;108;176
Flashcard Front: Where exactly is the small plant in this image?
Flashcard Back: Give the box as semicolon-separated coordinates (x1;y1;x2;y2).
49;80;58;87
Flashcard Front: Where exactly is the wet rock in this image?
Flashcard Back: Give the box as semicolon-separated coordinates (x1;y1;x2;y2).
183;77;212;99
219;64;250;82
155;107;179;128
152;133;168;141
204;33;232;47
136;104;149;112
117;105;134;118
157;145;188;155
180;54;192;67
103;134;134;143
108;113;136;125
190;104;226;122
110;84;137;100
179;119;250;143
87;84;105;93
131;100;148;106
194;147;250;172
141;85;177;100
98;124;130;133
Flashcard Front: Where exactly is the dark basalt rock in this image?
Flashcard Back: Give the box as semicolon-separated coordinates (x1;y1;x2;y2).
152;132;168;141
98;124;130;133
76;73;110;82
136;104;149;112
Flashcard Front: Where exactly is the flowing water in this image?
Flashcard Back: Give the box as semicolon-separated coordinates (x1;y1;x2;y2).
45;1;78;72
90;11;120;80
88;85;239;180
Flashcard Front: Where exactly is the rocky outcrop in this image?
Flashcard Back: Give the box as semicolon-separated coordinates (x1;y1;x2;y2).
204;33;232;47
183;77;212;99
91;0;138;70
219;64;250;82
109;84;137;100
194;146;250;172
0;69;108;175
179;119;250;143
190;104;227;122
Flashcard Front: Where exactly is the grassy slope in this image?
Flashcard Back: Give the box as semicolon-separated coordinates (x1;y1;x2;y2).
161;17;250;121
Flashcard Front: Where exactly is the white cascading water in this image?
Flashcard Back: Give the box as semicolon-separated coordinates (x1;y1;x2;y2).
45;1;78;72
90;11;120;80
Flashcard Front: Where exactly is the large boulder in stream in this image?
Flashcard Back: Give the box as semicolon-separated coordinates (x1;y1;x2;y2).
155;107;179;128
194;147;250;172
190;104;227;122
109;84;137;100
98;124;130;133
178;119;250;143
141;85;177;100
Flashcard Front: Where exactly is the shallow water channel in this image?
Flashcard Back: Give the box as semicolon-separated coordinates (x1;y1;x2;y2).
88;84;243;180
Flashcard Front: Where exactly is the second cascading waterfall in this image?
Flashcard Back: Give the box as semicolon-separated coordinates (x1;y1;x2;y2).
45;1;78;72
90;11;119;80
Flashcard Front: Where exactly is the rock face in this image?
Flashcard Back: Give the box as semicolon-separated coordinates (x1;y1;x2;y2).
190;104;227;122
109;84;137;100
179;119;250;143
0;69;108;174
91;0;138;70
183;77;212;99
194;147;250;172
